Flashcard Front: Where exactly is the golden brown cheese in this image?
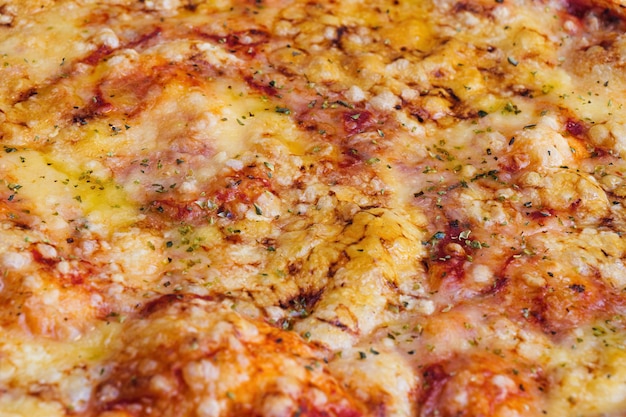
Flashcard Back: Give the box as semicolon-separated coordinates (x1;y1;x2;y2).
2;0;626;416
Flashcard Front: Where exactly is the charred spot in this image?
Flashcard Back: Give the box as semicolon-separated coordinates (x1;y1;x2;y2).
441;87;461;103
321;317;352;332
184;1;198;11
73;115;89;125
327;251;349;279
567;1;623;23
287;261;303;275
511;85;533;97
566;1;590;18
14;88;38;104
447;104;476;120
600;216;615;228
261;237;276;250
569;283;586;293
588;146;606;158
3;215;31;230
226;178;243;189
331;25;348;47
411;112;426;123
280;290;324;318
0;5;15;27
415;86;470;119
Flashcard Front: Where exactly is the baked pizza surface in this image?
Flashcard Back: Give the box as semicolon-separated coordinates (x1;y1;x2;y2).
2;0;626;416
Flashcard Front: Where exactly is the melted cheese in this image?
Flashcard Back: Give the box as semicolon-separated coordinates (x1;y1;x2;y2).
2;0;626;416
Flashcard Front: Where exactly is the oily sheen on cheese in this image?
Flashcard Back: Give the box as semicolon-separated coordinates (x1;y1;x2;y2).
2;0;626;416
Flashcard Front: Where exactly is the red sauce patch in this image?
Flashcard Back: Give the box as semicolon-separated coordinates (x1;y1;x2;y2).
565;118;586;137
418;355;540;416
343;110;373;135
99;64;182;117
214;170;273;210
423;221;484;291
498;256;626;335
148;164;275;224
419;364;450;415
149;199;209;225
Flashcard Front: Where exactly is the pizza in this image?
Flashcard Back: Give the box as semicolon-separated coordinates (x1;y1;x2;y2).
2;0;626;415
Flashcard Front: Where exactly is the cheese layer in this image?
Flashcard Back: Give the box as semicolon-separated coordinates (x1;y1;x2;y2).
2;0;626;416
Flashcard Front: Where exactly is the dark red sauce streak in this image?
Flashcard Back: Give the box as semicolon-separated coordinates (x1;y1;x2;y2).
127;27;163;50
418;364;450;416
81;45;114;66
